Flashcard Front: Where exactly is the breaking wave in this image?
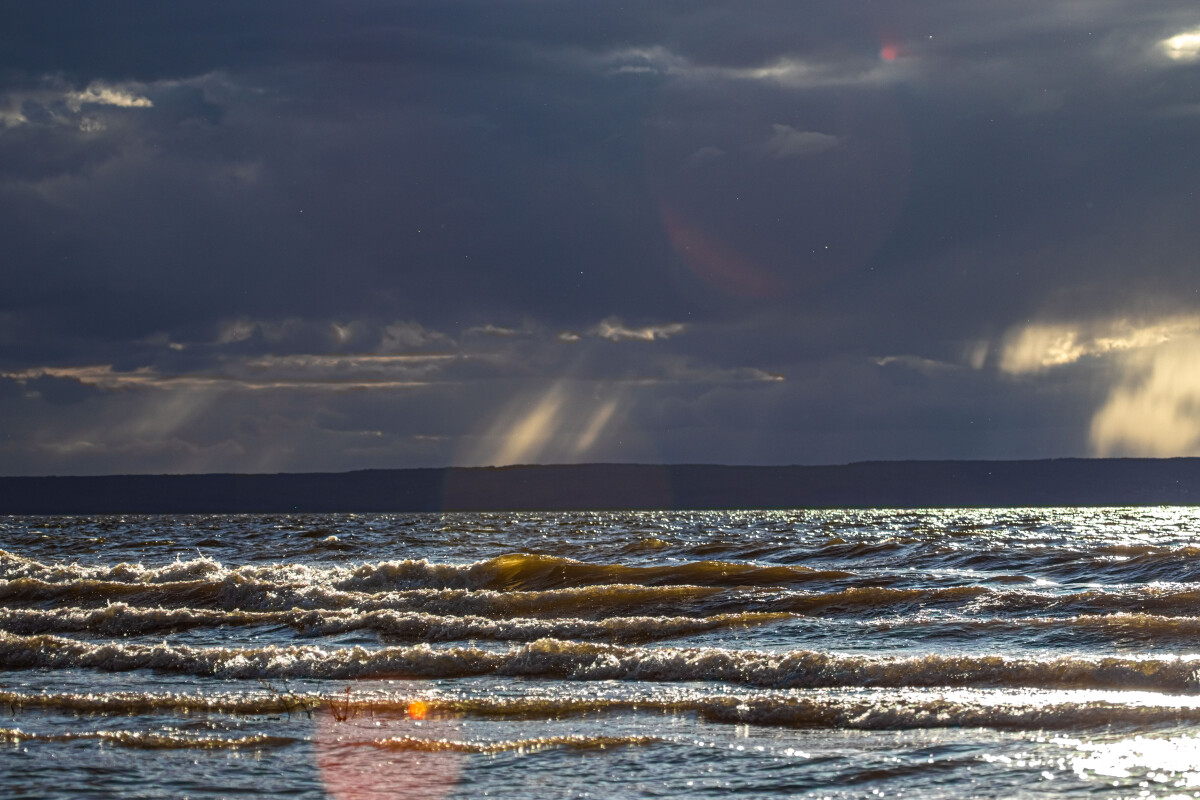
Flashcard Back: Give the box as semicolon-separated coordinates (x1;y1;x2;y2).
0;549;852;592
0;604;788;642
4;632;1199;692
0;576;727;618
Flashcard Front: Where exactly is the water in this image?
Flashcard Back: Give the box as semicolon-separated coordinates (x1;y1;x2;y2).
4;508;1200;797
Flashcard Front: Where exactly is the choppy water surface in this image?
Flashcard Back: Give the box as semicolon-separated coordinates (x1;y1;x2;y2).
5;508;1200;797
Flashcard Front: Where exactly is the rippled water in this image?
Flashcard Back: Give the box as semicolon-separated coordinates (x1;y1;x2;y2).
5;508;1200;797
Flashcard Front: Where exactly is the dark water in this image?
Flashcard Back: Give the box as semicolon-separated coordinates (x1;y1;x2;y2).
4;508;1200;798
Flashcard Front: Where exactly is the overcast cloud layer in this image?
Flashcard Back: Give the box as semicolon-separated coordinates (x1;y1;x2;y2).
3;1;1200;474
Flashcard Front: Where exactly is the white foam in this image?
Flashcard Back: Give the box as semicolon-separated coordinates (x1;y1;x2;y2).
3;632;1198;691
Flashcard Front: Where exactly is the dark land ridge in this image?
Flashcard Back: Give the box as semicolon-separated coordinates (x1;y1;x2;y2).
3;459;1200;513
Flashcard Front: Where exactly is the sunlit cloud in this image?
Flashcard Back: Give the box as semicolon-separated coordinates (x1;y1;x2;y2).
592;317;686;342
761;124;840;158
64;83;153;112
464;324;522;338
2;365;162;390
0;81;152;130
593;45;680;77
240;353;454;385
0;102;26;128
594;45;901;89
999;324;1089;373
998;316;1200;374
1161;28;1200;61
873;355;958;374
214;317;453;352
998;315;1200;457
1;364;436;392
656;362;784;383
243;354;454;369
713;56;900;88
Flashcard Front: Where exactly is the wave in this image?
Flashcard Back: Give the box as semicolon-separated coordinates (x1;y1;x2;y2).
4;633;1199;692
14;571;1200;622
423;694;1200;732
0;550;852;592
861;612;1200;642
365;734;660;753
336;553;854;591
0;577;727;618
0;727;296;750
0;604;789;642
775;584;1200;618
775;586;990;613
0;724;654;755
0;689;329;716
0;549;227;584
1012;612;1200;637
10;688;1200;732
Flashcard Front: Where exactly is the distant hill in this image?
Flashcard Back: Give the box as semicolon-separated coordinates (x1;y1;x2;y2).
2;459;1200;513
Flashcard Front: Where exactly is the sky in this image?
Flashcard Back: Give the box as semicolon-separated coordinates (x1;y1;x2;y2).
3;1;1200;475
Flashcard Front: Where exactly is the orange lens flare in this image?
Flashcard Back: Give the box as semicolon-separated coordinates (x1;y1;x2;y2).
659;203;784;299
408;700;428;720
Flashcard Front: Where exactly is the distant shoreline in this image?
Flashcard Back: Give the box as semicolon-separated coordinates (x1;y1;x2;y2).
2;459;1199;513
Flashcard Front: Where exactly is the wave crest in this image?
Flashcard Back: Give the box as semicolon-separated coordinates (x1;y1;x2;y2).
4;632;1198;691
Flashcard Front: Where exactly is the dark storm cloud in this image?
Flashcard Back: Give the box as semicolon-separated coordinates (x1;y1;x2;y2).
3;1;1200;472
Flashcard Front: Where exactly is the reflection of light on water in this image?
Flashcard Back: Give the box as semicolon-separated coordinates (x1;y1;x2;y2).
1059;734;1200;786
906;688;1200;710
